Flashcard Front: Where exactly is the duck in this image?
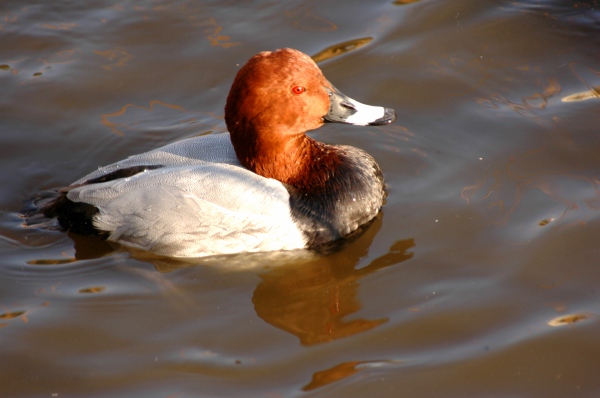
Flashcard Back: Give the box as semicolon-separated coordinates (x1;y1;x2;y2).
22;48;396;258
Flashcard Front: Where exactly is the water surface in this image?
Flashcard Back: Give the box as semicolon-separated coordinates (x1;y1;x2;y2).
1;1;600;397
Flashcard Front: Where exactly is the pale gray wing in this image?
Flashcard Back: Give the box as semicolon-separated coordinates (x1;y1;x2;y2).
72;133;240;185
67;162;307;257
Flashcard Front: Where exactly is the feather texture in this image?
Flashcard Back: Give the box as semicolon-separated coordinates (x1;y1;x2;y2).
55;134;307;257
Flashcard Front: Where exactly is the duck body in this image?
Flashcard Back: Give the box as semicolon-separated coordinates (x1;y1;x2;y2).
23;48;395;258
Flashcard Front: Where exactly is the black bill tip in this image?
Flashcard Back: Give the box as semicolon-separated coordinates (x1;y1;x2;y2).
368;107;396;126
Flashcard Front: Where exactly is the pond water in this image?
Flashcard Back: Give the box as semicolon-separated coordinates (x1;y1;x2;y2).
1;0;600;397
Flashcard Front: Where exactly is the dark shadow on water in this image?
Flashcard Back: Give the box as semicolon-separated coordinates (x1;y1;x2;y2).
69;232;118;259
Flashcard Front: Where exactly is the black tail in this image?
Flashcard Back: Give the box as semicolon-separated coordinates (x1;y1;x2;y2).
21;190;109;239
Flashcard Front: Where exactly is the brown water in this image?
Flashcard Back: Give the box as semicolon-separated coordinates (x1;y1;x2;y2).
1;1;600;397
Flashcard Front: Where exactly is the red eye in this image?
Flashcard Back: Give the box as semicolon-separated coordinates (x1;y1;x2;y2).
291;85;306;95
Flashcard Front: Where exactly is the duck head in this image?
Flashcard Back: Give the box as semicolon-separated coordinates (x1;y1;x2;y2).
224;48;396;180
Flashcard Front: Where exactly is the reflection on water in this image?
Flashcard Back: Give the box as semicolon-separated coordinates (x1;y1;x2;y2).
547;313;593;327
78;215;416;347
253;222;415;345
284;2;338;32
94;47;133;71
0;310;26;328
461;147;600;239
561;62;600;102
101;100;190;136
311;37;373;63
64;214;416;346
562;87;600;102
303;359;404;391
2;0;600;397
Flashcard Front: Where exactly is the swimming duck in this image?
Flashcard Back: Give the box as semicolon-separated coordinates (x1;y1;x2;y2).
23;48;396;257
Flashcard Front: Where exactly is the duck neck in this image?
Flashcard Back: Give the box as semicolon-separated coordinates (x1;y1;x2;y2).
231;128;340;192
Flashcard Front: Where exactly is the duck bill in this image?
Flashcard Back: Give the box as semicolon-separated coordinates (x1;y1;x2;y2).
324;85;396;126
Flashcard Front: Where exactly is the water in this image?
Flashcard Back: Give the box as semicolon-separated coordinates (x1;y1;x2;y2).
1;0;600;397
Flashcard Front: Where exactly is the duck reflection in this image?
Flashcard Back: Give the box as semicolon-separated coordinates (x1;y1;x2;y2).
34;214;414;346
253;216;415;345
